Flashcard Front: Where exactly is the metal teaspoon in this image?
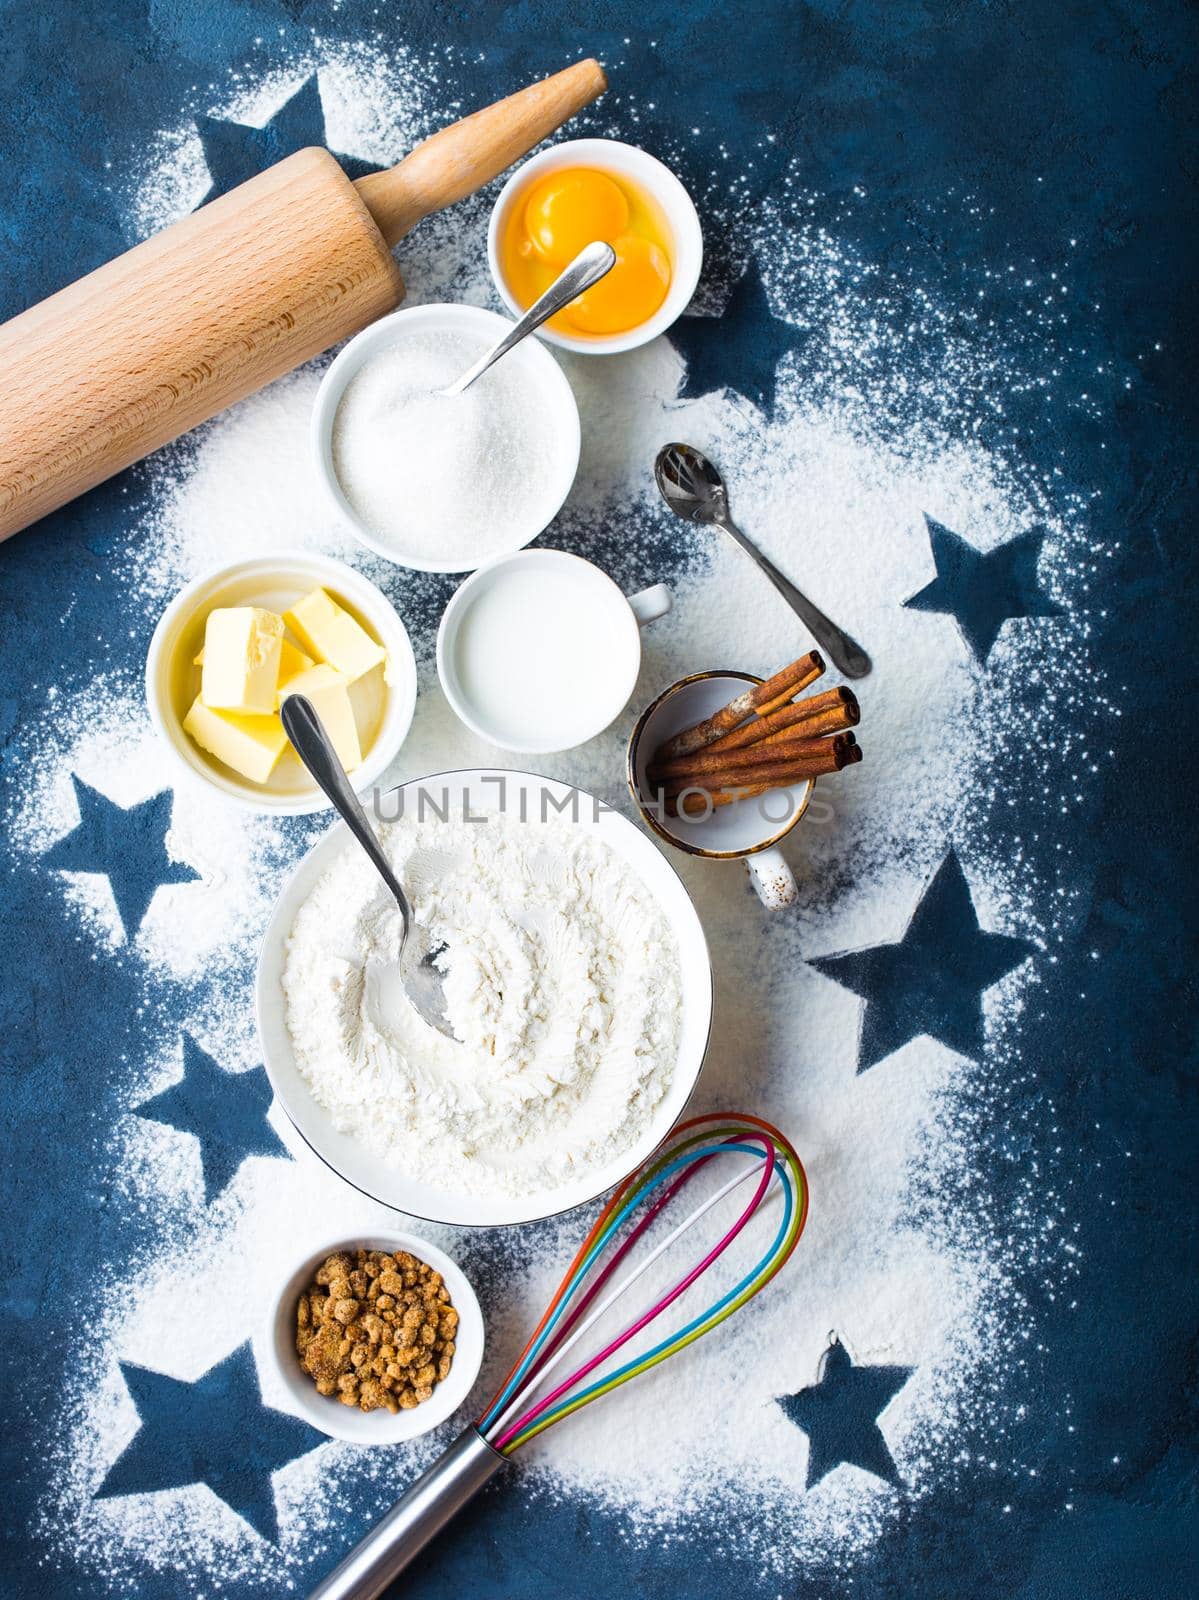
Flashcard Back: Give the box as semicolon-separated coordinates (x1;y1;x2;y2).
438;240;616;397
654;442;872;679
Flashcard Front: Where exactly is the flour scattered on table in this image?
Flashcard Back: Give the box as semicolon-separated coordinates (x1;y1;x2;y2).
5;675;291;984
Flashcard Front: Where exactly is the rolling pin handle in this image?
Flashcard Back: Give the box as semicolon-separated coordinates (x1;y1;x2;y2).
355;57;607;246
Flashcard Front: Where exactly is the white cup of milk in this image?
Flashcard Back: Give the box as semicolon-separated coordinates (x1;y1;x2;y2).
437;549;672;754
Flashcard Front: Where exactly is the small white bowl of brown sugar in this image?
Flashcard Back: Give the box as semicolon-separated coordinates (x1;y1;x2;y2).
264;1232;485;1442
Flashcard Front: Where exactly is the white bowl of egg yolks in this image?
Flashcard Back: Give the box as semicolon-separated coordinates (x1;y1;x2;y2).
488;138;703;355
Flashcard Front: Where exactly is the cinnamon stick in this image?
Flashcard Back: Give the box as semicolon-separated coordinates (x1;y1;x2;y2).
653;651;825;762
660;731;857;793
668;741;862;816
704;686;859;755
756;651;826;716
651;709;858;783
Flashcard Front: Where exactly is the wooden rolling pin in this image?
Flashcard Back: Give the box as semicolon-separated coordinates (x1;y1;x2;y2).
0;57;606;543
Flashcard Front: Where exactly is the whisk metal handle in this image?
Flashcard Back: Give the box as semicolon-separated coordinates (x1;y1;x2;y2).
308;1427;506;1600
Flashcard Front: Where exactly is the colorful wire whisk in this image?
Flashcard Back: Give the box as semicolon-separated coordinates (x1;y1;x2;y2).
477;1110;808;1456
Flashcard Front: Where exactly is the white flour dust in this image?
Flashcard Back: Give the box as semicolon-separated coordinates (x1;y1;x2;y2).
5;38;1116;1594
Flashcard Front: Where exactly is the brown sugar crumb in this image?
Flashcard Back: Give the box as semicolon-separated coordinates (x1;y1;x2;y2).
296;1247;457;1414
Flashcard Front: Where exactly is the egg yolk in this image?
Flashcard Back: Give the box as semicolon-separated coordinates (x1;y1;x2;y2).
523;170;630;266
565;233;671;334
501;165;674;338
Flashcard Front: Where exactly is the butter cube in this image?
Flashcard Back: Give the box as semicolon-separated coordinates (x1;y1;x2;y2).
275;639;314;705
200;607;284;714
196;636;309;690
183;696;288;785
282;588;385;682
278;664;362;770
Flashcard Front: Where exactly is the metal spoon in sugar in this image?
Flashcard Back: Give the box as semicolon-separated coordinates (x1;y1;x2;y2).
436;241;615;397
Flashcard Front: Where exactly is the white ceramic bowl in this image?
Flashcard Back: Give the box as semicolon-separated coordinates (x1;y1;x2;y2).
310;303;581;572
263;1229;484;1443
256;769;713;1226
146;551;417;815
488;138;704;355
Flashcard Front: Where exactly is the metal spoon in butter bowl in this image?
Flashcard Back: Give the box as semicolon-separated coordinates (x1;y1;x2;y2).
654;441;872;680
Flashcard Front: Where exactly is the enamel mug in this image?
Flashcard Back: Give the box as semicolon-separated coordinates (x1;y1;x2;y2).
627;670;815;910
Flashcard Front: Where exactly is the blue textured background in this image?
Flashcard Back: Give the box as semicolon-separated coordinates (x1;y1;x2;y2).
1;2;1196;1595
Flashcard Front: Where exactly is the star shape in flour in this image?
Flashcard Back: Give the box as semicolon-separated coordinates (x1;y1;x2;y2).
670;260;803;416
903;516;1065;663
134;1034;289;1203
778;1336;913;1489
195;75;380;207
810;849;1034;1073
42;776;199;937
97;1343;321;1542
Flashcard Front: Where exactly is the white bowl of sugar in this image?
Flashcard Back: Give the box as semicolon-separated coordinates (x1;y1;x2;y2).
311;303;581;573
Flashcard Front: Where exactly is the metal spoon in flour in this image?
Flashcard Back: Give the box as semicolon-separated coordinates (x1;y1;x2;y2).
436;240;616;397
280;695;457;1041
654;442;872;680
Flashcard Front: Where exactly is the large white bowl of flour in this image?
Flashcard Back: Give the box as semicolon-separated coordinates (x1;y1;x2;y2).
257;770;712;1226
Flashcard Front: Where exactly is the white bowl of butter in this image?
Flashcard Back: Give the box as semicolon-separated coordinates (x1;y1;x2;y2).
146;552;417;814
